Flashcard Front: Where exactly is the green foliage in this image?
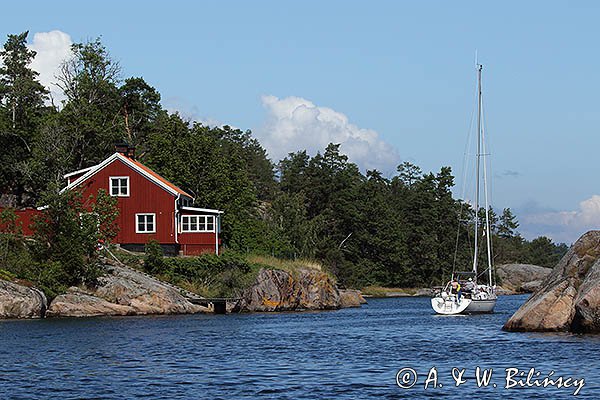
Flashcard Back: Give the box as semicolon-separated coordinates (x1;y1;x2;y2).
144;240;165;274
118;77;162;147
0;268;15;281
498;208;519;238
0;31;48;131
0;188;118;299
0;31;52;206
522;236;567;268
56;37;123;169
160;252;254;297
91;189;119;243
31;189;107;288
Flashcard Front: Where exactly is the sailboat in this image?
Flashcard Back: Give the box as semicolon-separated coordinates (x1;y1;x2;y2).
431;64;497;315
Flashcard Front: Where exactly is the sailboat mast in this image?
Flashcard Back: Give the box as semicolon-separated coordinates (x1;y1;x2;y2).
481;70;494;286
472;64;482;279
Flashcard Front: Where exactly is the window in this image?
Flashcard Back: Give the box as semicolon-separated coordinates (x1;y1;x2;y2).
181;215;215;232
136;213;156;233
110;177;129;197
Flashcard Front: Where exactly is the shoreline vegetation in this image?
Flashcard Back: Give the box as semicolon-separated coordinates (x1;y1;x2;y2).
0;245;366;318
0;32;568;318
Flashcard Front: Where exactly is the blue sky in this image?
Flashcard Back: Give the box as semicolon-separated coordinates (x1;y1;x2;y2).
4;0;600;243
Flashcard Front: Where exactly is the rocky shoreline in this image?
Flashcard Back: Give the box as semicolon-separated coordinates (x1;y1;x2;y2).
361;265;550;298
504;230;600;333
496;263;552;295
0;259;365;319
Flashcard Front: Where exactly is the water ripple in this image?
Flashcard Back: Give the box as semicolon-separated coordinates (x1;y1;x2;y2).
0;295;598;399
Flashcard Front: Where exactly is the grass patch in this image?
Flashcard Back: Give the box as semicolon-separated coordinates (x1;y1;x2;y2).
247;255;335;279
0;268;16;281
361;286;420;297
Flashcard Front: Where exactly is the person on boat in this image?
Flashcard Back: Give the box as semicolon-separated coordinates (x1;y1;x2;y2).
463;278;475;294
450;279;462;302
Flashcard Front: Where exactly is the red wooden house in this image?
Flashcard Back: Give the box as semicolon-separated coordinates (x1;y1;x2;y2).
3;146;223;256
67;145;222;255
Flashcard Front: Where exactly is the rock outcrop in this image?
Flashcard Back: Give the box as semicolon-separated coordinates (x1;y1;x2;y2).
47;260;208;317
338;289;367;308
503;231;600;332
413;288;434;297
238;268;365;312
496;264;552;294
47;288;136;317
0;279;47;319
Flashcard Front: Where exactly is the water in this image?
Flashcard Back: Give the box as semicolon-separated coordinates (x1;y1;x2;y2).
1;295;598;399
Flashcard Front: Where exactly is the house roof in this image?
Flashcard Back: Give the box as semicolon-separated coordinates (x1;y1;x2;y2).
126;156;192;197
62;153;194;199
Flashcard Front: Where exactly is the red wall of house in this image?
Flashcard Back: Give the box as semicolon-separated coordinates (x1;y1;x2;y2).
179;232;221;255
76;159;177;245
67;172;86;185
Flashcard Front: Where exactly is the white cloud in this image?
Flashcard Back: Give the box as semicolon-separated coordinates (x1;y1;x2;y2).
520;195;600;243
28;30;73;105
256;95;400;173
162;96;232;129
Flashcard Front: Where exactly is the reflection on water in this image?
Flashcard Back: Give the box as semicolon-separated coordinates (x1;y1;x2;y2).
1;295;598;399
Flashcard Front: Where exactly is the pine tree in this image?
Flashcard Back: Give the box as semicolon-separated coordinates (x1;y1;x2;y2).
0;31;49;205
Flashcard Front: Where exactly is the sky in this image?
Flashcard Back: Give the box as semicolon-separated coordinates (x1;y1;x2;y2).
3;0;600;244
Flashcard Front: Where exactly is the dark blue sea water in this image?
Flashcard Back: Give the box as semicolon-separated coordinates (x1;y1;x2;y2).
1;295;598;399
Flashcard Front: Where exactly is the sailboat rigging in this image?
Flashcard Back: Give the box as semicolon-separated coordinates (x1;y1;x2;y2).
431;64;498;315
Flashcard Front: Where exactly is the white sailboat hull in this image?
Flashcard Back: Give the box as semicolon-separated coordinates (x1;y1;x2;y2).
431;296;472;315
464;298;496;313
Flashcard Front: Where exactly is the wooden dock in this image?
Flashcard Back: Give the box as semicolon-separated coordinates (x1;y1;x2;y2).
188;297;241;314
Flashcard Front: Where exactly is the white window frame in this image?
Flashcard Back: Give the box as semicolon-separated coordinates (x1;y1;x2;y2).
181;215;215;233
136;213;156;233
109;176;130;197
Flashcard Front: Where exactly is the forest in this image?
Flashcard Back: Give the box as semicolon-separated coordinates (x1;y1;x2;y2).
0;32;568;293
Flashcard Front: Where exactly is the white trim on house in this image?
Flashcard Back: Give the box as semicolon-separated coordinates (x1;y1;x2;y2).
109;176;130;197
61;153;120;194
62;153;194;200
63;165;97;179
180;214;216;233
135;213;156;233
180;206;223;214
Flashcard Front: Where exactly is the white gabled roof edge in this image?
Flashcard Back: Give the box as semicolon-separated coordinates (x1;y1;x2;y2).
61;153;194;199
63;165;97;179
181;206;224;214
61;153;120;194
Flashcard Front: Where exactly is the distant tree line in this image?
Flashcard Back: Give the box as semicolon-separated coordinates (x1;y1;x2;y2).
0;32;568;291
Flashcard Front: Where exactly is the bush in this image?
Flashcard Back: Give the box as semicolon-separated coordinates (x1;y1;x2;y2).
156;251;254;297
144;240;165;274
0;188;118;299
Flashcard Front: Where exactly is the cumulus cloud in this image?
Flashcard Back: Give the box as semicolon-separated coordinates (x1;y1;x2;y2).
28;30;73;105
255;95;400;173
519;195;600;243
